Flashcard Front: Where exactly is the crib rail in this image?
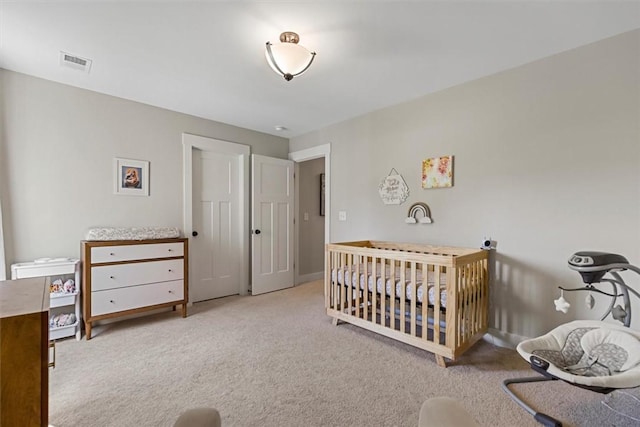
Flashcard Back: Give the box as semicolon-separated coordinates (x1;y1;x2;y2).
325;241;489;366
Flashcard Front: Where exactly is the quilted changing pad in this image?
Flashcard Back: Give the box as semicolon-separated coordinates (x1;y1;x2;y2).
85;227;181;241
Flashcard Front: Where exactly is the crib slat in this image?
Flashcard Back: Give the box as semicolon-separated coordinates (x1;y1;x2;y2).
371;257;377;324
470;263;477;338
355;258;361;318
399;260;405;329
463;266;468;343
391;261;398;330
363;258;370;321
335;251;341;311
347;253;353;314
400;261;406;334
462;264;473;342
332;250;338;309
433;265;441;343
458;264;464;343
325;247;330;310
457;267;464;345
340;252;346;314
445;267;457;351
477;260;483;331
410;262;417;336
376;258;388;326
472;262;478;335
466;262;472;337
468;262;480;338
421;263;428;341
481;258;488;330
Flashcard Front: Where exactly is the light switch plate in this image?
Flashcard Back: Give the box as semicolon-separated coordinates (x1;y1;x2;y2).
338;211;347;221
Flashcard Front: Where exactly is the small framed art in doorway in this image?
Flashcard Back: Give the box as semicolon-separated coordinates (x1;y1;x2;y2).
320;173;326;216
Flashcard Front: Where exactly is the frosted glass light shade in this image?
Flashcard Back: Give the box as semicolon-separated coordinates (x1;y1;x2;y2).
265;32;316;81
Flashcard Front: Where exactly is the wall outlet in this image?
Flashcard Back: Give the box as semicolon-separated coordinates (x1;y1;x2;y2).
303;212;309;221
338;211;347;221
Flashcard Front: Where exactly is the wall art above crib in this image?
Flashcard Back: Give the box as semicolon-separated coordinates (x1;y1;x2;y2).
378;168;409;205
422;155;453;189
405;202;432;224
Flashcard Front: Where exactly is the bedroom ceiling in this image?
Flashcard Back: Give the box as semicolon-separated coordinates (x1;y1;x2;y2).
1;1;639;138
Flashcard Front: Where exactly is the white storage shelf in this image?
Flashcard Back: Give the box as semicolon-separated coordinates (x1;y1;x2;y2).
11;259;82;341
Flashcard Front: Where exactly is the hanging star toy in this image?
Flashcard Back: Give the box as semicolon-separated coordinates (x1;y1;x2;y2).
554;290;571;314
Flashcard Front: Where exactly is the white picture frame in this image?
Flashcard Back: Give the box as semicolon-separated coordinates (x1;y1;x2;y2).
114;157;149;196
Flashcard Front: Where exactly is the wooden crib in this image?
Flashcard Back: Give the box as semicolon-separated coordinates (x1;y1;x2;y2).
325;241;489;367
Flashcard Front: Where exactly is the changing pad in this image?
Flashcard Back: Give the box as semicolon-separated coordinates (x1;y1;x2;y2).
85;227;181;241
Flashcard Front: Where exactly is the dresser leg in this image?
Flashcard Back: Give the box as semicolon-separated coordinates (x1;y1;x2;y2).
85;321;92;340
182;304;187;318
172;305;176;312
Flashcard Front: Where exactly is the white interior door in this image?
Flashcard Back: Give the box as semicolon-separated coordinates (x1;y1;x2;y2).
191;149;241;302
251;154;294;295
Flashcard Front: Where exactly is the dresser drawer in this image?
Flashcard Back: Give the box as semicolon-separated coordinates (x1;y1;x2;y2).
91;242;184;263
90;259;184;291
91;280;184;316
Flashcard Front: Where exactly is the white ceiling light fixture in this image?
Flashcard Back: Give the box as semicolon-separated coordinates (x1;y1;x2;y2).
265;32;316;81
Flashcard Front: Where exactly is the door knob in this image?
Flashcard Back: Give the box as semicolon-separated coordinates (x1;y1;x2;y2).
254;229;261;235
192;231;198;237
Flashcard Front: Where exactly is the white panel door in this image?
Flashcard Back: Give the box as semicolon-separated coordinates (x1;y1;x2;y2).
251;154;294;295
192;149;241;302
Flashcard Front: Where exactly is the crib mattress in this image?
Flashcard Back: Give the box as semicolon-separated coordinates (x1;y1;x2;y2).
331;265;448;308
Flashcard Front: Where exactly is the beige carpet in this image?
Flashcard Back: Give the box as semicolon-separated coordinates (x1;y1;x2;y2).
49;280;634;426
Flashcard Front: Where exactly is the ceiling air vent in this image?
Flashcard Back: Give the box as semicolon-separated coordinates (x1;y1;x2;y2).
59;51;92;73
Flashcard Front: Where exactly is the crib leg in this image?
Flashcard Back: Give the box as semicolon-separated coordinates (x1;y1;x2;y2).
332;317;340;326
435;355;447;368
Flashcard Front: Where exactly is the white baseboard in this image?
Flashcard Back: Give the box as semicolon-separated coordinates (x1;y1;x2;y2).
296;271;323;285
483;328;531;349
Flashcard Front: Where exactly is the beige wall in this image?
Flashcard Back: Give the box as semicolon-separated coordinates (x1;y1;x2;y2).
290;30;640;342
298;158;325;276
0;70;289;269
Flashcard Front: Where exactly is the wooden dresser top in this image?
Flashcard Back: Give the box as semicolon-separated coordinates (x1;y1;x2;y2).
0;277;49;319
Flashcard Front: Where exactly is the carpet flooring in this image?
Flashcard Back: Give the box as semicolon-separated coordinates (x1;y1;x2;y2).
49;280;636;426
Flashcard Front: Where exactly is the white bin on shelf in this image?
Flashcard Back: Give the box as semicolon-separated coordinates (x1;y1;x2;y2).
50;291;79;308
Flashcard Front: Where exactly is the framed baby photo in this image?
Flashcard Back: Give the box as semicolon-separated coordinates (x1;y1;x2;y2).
114;157;149;196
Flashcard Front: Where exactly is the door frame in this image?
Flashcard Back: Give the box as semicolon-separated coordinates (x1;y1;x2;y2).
182;133;251;297
289;143;331;285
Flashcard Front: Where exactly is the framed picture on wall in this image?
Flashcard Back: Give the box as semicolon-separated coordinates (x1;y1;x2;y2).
422;155;453;189
114;157;149;196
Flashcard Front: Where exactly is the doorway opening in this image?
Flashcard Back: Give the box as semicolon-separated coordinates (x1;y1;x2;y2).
289;144;331;285
295;158;325;283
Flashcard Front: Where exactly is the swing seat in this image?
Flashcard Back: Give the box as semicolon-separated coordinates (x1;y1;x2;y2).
504;252;640;426
518;320;640;391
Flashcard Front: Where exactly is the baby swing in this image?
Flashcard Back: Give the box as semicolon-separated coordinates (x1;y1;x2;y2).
502;251;640;427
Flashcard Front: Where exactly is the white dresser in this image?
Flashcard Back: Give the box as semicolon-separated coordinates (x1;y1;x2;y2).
81;238;188;340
